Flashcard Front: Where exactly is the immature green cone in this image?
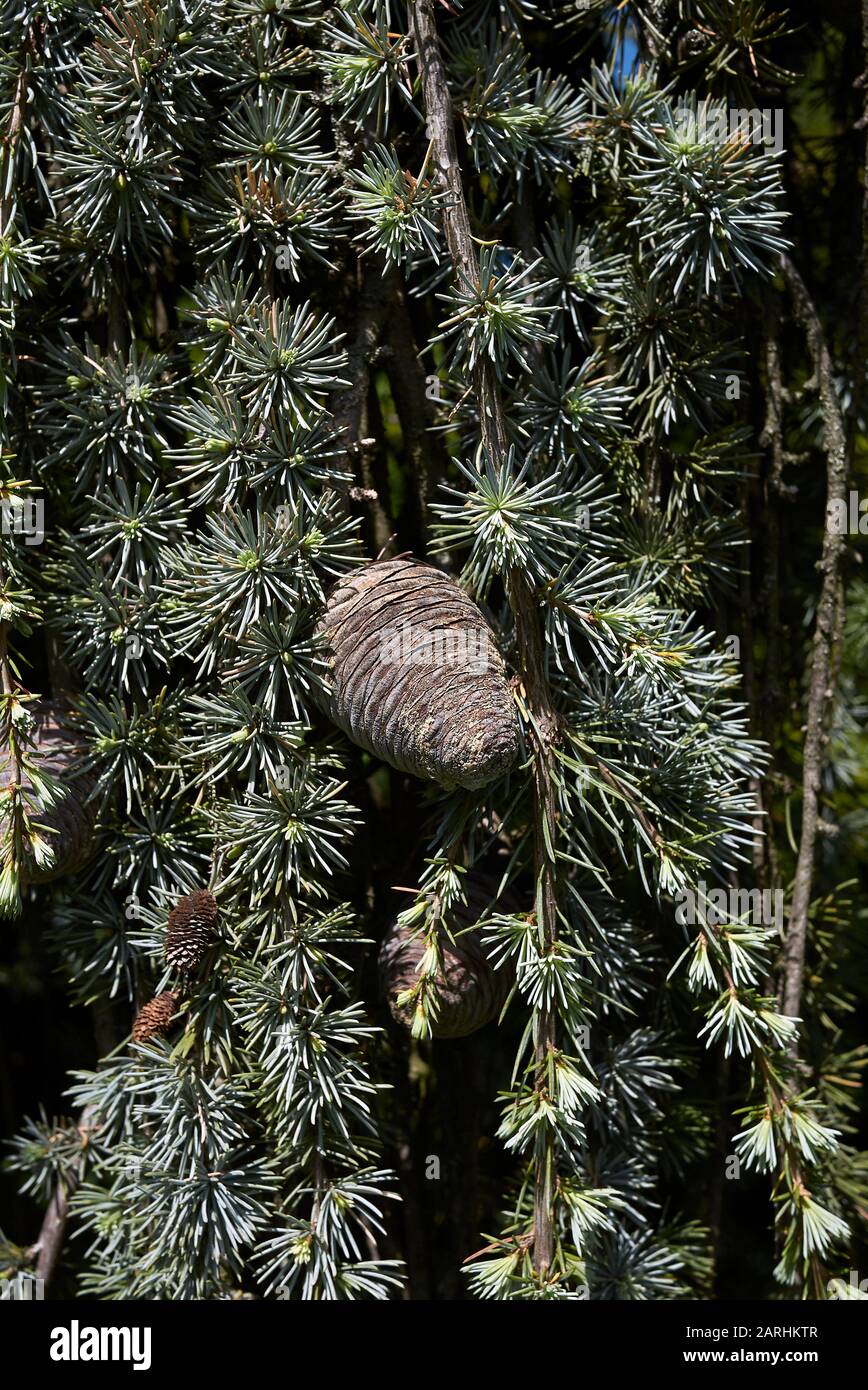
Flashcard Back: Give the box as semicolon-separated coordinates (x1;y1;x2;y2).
315;558;520;790
132;990;181;1043
165;889;218;973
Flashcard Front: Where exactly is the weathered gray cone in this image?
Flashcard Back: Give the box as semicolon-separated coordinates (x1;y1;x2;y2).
379;875;515;1039
0;702;96;883
315;558;520;789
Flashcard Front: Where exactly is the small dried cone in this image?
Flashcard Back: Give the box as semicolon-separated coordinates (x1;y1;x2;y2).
315;558;520;790
132;990;180;1043
165;889;218;973
0;701;96;883
379;876;514;1039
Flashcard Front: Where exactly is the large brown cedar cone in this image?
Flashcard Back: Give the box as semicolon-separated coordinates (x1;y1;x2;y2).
379;876;514;1039
132;990;181;1043
0;701;96;883
315;558;520;790
165;889;218;972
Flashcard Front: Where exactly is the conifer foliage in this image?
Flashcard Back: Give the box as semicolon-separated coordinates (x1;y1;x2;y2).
1;1;866;1301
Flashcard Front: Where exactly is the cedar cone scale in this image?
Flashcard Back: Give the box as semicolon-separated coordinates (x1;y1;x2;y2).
315;558;520;790
165;889;218;972
379;876;514;1039
0;701;96;883
132;990;181;1042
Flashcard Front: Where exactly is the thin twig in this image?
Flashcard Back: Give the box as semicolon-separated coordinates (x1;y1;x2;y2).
0;65;27;237
383;281;443;547
332;255;396;551
778;256;848;1029
27;1110;94;1287
852;0;868;433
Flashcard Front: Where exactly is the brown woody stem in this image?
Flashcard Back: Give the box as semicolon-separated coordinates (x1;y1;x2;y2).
778;257;848;1030
411;0;561;1276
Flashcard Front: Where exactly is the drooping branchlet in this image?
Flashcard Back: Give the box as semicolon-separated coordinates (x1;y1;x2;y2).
379;876;513;1038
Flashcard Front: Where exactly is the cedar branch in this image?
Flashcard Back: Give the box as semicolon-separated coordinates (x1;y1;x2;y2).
779;257;848;1028
411;0;561;1275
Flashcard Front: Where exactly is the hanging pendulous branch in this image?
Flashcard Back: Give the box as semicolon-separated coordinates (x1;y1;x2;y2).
779;256;849;1027
410;0;561;1275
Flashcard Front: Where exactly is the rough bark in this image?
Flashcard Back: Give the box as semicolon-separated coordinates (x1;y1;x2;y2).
332;255;397;552
779;257;849;1026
